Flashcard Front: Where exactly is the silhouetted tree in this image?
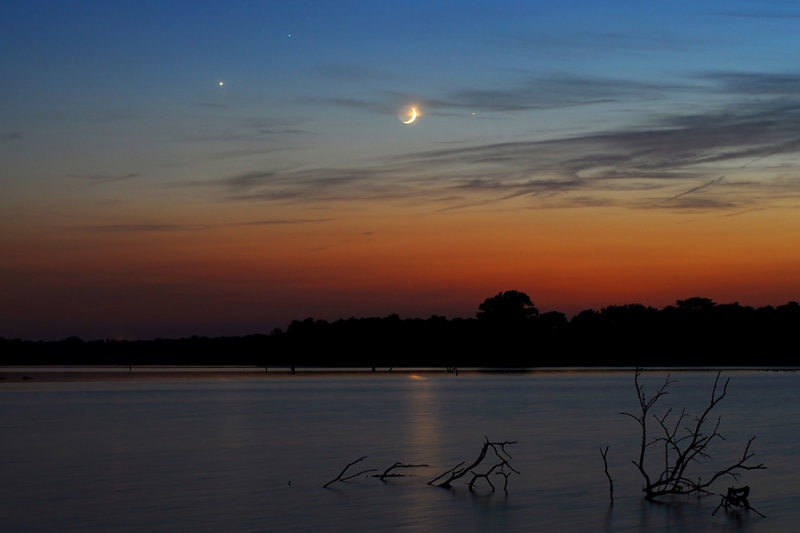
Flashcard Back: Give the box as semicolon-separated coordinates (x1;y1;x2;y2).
538;310;568;330
477;290;538;323
676;297;716;313
622;370;764;502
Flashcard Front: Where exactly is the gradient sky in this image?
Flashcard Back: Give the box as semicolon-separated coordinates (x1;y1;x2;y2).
2;0;800;340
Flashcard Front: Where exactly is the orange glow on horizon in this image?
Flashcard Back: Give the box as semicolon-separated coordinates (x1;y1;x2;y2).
2;196;798;339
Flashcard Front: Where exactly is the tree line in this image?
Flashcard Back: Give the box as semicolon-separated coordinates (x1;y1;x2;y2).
2;291;799;367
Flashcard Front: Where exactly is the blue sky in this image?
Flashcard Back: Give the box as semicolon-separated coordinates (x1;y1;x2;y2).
5;0;800;182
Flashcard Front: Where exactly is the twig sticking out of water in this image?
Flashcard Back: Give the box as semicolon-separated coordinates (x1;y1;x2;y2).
600;446;614;504
323;456;378;488
712;486;765;518
429;438;519;493
371;462;429;481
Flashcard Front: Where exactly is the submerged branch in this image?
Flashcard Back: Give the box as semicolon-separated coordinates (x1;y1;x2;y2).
323;456;378;488
712;486;766;518
622;370;765;507
372;462;429;481
600;446;614;504
430;438;519;492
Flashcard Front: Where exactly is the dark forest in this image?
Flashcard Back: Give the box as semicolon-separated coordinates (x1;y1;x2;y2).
3;292;799;367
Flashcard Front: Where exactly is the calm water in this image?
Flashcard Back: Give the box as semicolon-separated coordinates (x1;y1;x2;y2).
1;371;797;532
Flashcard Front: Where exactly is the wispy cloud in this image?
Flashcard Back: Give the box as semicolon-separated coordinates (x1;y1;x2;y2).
322;74;685;116
75;218;335;234
182;117;312;144
708;71;800;95
82;224;210;232
718;207;767;218
665;177;725;202
432;75;686;112
248;118;311;137
173;116;312;166
390;88;800;204
316;64;392;81
318;97;395;115
652;197;741;211
225;218;335;226
67;173;142;183
214;167;383;203
221;171;278;189
1;132;22;141
711;10;800;19
196;102;230;109
193;71;800;213
481;26;707;57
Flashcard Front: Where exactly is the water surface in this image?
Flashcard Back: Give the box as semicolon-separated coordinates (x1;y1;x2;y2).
1;370;796;531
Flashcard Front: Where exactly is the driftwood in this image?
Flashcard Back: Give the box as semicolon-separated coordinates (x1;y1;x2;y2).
621;370;765;502
712;486;765;518
428;438;519;493
371;462;429;481
323;456;378;488
600;446;614;503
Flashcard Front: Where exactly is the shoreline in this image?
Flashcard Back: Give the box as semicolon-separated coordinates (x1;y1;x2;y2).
1;365;797;384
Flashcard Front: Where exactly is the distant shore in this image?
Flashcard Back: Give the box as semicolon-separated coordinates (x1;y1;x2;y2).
2;365;797;384
4;297;800;369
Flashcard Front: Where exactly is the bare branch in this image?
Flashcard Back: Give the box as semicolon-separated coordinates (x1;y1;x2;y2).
600;446;614;503
427;461;465;486
468;468;496;492
430;438;519;492
712;485;766;518
621;370;765;506
371;462;429;481
496;471;512;494
323;456;378;488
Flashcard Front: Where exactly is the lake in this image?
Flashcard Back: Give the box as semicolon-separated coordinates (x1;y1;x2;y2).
1;370;797;532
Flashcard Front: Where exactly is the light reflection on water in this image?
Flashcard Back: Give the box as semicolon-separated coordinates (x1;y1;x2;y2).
1;371;797;532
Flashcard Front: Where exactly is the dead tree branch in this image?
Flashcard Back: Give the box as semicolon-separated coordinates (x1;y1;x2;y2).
600;446;614;504
323;456;378;488
371;462;429;481
623;370;765;502
427;461;465;486
712;486;766;518
429;438;519;493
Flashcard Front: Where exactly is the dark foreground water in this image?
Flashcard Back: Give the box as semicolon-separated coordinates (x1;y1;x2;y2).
1;370;797;532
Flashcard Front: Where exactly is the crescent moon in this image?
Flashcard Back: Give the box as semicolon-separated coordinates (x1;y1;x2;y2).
402;106;418;125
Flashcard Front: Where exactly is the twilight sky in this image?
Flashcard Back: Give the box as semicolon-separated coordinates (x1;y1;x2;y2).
2;0;800;340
